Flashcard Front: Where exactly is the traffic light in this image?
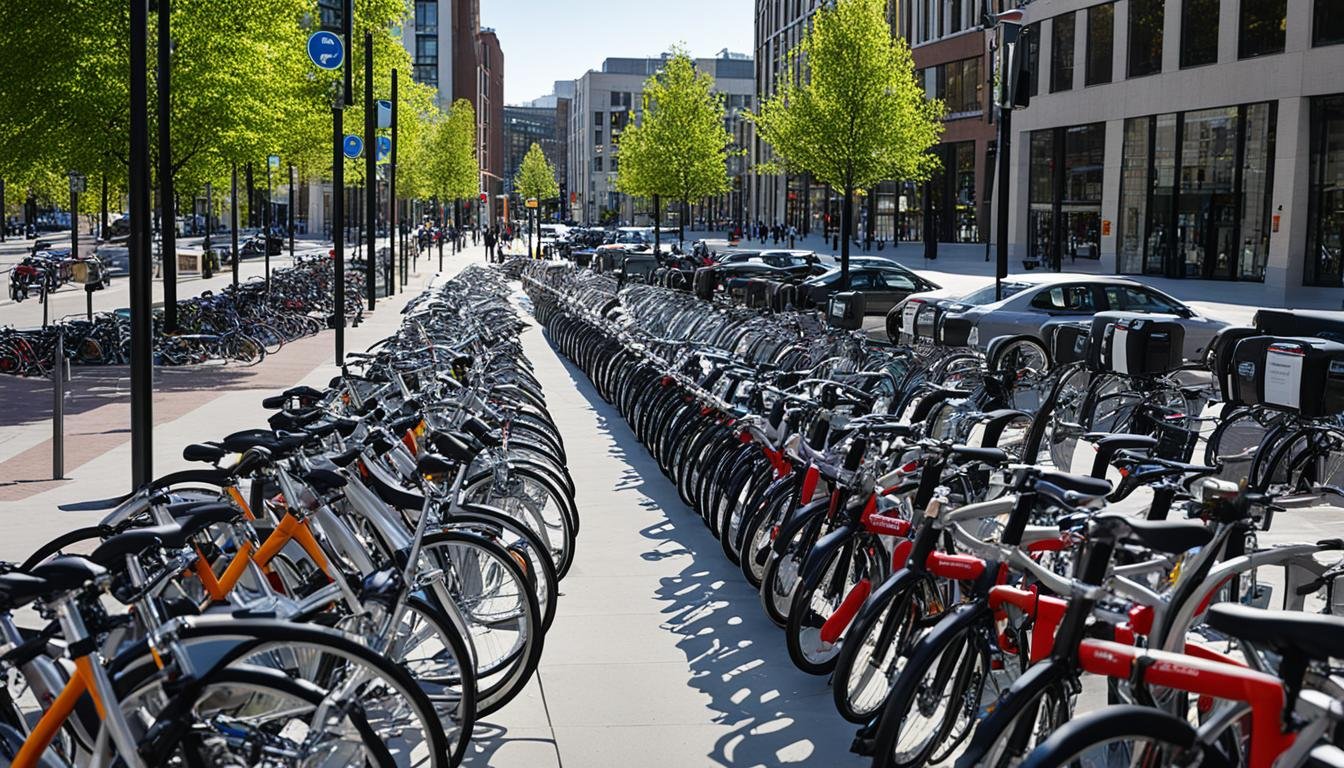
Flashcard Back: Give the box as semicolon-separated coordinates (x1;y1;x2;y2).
1011;25;1033;108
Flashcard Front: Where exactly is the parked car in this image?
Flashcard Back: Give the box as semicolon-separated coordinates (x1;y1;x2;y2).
886;274;1229;365
798;263;940;314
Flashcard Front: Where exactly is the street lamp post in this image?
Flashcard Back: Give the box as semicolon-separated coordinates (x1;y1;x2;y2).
230;164;239;288
157;0;178;332
288;163;295;260
129;0;153;489
202;181;212;280
264;155;274;289
364;31;376;310
389;68;399;293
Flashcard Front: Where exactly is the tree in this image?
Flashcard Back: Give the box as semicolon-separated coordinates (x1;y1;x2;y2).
423;99;477;229
514;142;559;257
751;0;944;288
616;51;736;251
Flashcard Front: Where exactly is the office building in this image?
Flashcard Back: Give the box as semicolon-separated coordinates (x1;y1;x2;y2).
1004;0;1344;302
567;53;753;226
752;0;993;244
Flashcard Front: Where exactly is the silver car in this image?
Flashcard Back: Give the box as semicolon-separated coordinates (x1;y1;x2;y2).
888;274;1228;366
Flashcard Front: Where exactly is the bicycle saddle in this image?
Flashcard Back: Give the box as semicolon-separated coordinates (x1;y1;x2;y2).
950;445;1008;468
300;467;347;494
415;452;457;477
0;557;106;609
460;416;503;448
182;443;227;464
430;432;478;465
1036;471;1114;501
1206;603;1344;664
1091;512;1213;555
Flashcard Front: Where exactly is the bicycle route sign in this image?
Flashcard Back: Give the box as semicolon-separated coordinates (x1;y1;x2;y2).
343;135;363;159
307;31;344;70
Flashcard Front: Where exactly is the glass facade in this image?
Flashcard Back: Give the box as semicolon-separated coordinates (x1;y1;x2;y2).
1117;102;1276;281
1129;0;1164;77
1028;124;1105;269
1307;94;1344;287
1240;0;1287;58
1026;22;1041;99
1051;12;1076;92
1182;0;1220;67
1086;3;1114;86
937;57;983;116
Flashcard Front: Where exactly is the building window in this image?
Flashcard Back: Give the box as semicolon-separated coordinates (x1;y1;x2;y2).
415;36;437;61
1240;0;1287;58
1028;123;1105;268
610;91;632;109
936;57;982;116
413;0;437;32
1317;0;1344;45
593;156;603;172
1117;103;1276;281
1128;0;1164;77
1307;94;1344;287
1051;12;1076;92
950;0;963;33
1025;22;1041;99
1086;3;1114;86
1181;0;1220;67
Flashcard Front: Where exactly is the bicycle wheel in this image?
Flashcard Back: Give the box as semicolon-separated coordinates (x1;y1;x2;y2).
785;539;880;675
878;629;979;768
1019;705;1201;768
831;578;928;724
418;529;543;717
127;666;395;767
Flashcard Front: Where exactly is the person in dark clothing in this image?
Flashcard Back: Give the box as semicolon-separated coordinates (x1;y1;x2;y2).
484;227;498;262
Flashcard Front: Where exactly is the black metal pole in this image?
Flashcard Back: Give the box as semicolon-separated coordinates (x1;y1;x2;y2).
70;184;78;264
230;163;239;288
157;0;177;332
995;107;1011;301
342;0;353;107
264;161;272;288
288;163;295;260
0;179;5;242
390;68;398;293
129;0;153;489
100;174;108;242
333;105;345;363
364;31;376;309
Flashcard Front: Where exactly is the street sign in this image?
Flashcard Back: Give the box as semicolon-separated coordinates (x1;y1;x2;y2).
343;134;363;159
479;193;487;202
68;172;86;194
376;136;391;163
376;100;392;129
307;31;344;70
267;154;281;170
525;198;538;209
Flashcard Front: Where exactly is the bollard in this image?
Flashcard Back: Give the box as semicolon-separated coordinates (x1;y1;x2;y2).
52;333;64;479
41;279;49;328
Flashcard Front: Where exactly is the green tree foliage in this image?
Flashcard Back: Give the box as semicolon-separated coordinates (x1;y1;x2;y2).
513;143;559;203
0;0;443;226
424;99;477;204
750;0;944;285
615;51;736;242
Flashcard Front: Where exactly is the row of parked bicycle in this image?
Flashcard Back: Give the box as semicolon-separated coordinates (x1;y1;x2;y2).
6;245;111;303
0;265;574;766
0;255;366;376
520;256;1344;768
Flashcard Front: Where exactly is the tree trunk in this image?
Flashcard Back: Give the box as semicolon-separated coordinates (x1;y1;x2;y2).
840;186;853;290
653;194;661;255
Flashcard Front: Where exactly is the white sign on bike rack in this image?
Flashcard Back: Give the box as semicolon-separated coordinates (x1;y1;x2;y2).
1264;343;1304;409
1111;324;1130;375
902;303;918;338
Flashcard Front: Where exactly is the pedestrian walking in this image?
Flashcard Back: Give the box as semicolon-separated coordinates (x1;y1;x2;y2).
484;227;497;262
787;225;796;249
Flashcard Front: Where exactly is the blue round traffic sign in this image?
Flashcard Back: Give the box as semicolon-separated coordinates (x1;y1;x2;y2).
307;31;344;70
343;135;363;159
376;136;392;162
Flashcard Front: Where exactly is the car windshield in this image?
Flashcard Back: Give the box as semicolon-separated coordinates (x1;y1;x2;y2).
957;282;1028;305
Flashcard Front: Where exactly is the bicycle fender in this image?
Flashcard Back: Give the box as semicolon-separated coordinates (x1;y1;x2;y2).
952;659;1070;768
849;566;926;631
799;522;856;592
771;496;830;556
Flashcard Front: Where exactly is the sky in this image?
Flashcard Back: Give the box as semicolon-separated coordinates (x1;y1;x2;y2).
480;0;754;105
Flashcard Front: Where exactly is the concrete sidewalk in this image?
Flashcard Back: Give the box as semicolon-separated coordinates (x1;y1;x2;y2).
0;242;460;545
461;285;867;767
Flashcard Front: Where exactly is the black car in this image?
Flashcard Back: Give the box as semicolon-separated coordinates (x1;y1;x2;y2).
799;263;939;314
